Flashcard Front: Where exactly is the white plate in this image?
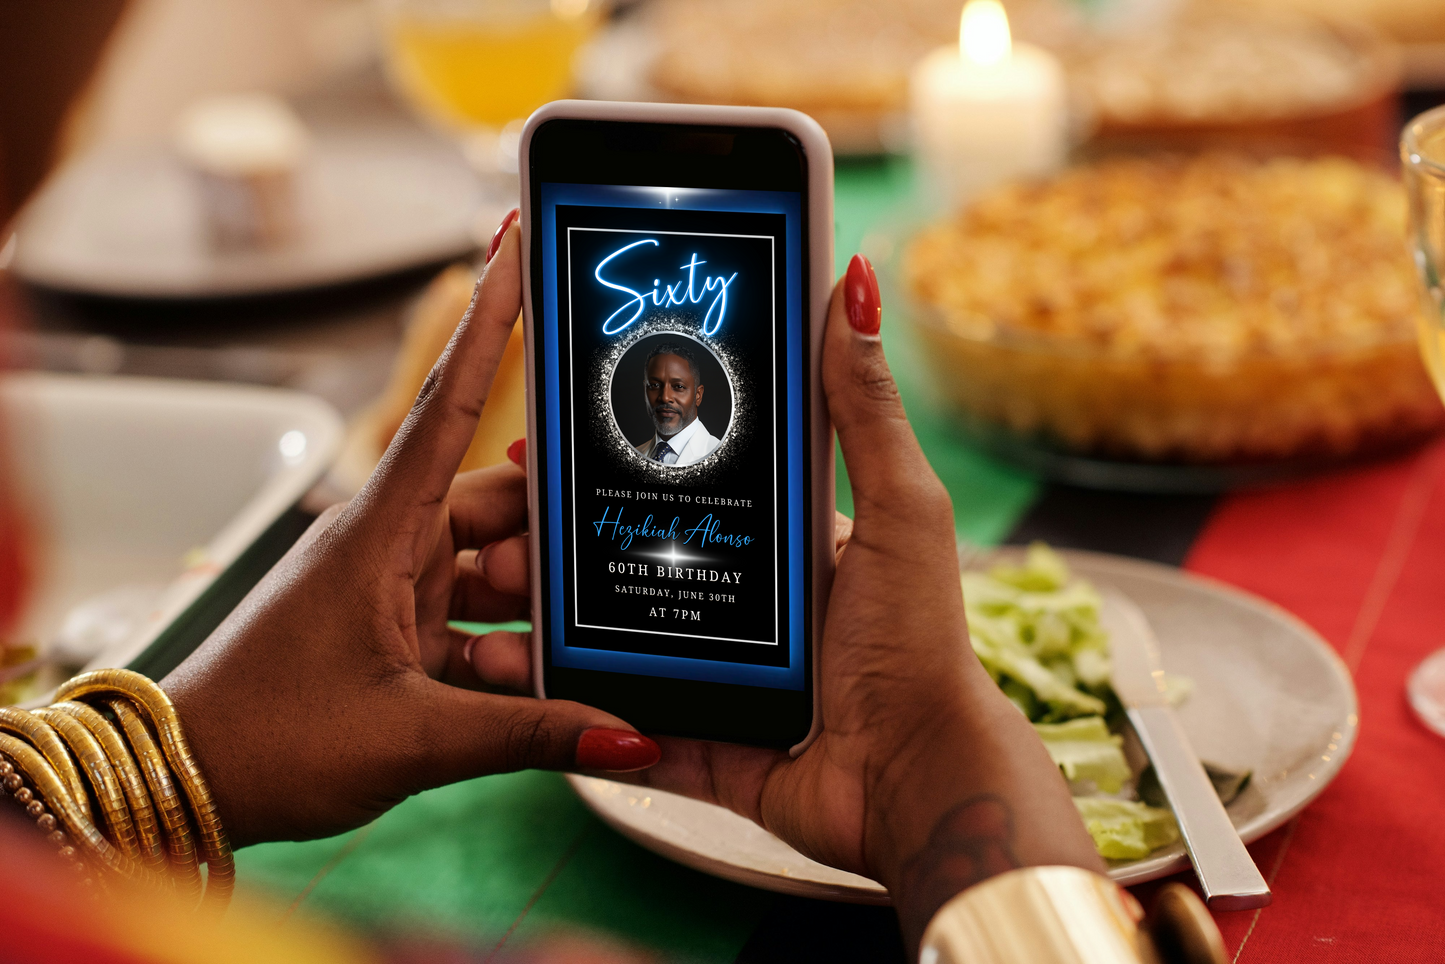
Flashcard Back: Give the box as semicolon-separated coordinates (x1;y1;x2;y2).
11;124;498;299
2;372;343;683
568;548;1358;901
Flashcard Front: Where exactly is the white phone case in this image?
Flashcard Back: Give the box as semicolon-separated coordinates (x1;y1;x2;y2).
519;100;834;756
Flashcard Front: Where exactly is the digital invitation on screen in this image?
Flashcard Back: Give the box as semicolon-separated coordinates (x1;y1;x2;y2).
539;184;805;690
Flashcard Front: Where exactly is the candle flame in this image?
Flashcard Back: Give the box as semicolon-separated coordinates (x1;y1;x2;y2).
960;0;1012;67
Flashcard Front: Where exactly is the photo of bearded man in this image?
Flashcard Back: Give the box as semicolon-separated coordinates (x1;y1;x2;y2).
633;342;723;466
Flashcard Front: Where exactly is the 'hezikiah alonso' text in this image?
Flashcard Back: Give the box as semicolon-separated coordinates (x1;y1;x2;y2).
592;505;755;551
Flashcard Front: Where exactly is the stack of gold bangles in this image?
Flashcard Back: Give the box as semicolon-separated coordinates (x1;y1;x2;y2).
0;668;231;906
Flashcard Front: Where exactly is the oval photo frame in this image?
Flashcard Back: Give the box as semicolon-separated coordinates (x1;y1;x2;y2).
606;330;736;469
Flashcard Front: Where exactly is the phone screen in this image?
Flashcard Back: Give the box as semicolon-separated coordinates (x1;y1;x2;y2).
536;183;808;694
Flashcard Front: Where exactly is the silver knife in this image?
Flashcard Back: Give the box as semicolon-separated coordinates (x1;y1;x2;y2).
1101;589;1271;910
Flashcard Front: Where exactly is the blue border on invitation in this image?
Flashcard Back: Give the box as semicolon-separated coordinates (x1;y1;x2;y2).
541;183;804;689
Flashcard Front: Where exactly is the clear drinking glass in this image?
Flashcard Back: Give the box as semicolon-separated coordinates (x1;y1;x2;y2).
1402;105;1445;737
375;0;602;173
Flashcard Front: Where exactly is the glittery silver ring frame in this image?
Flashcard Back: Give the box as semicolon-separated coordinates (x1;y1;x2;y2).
595;315;747;484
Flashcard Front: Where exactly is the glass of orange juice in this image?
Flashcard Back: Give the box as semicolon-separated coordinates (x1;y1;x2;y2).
376;0;603;171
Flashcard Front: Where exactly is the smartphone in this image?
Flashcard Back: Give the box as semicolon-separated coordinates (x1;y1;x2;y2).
519;101;834;752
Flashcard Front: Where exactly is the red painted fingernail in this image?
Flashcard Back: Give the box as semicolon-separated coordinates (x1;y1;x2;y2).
486;207;520;264
844;253;881;336
507;437;526;466
575;728;661;772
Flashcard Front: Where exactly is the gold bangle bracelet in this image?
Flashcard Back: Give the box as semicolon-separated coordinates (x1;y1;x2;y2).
53;700;169;874
920;866;1150;964
0;707;93;823
919;867;1227;964
32;706;141;860
59;669;234;905
0;731;132;880
105;695;204;902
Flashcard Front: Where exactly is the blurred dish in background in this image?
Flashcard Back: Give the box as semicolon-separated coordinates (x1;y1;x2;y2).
618;0;978;154
1232;0;1445;88
328;263;527;496
582;0;1402;158
0;374;341;704
376;0;604;173
46;583;168;670
904;151;1444;484
11;108;495;299
1060;4;1402;157
173;94;312;251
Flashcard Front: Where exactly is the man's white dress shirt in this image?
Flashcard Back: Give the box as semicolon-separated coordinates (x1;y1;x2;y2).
634;415;721;466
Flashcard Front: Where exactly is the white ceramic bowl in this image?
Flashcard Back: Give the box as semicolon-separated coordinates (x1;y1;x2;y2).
2;372;342;685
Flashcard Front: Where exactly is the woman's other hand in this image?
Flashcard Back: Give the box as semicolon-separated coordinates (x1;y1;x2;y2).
626;255;1104;949
459;253;1104;949
161;215;658;848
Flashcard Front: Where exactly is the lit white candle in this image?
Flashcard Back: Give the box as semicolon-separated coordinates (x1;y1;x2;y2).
910;0;1068;210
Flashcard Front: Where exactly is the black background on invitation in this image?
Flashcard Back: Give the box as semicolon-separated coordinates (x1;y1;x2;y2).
556;204;789;666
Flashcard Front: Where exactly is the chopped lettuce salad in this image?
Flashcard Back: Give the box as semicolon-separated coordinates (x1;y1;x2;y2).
1074;798;1182;861
1033;717;1130;794
962;545;1112;723
962;543;1182;860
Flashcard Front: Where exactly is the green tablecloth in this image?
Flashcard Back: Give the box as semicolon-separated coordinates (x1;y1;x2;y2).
236;159;1042;959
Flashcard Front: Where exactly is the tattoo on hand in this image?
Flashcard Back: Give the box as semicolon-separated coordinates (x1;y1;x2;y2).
896;795;1021;947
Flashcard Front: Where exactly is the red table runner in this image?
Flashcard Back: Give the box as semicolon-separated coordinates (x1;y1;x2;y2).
1158;440;1445;960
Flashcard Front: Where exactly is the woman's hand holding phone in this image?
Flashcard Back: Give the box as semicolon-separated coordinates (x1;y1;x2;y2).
621;255;1104;949
161;219;659;849
454;241;1101;949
